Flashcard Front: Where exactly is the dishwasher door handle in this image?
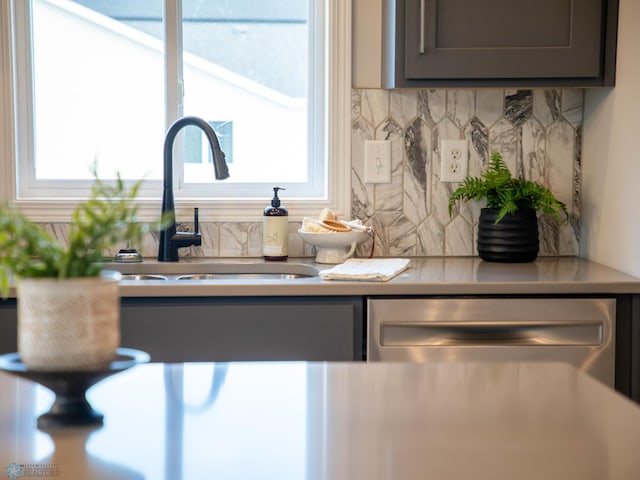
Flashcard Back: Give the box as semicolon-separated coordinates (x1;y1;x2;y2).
380;321;604;347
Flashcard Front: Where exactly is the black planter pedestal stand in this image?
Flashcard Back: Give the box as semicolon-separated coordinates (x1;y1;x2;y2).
0;348;149;429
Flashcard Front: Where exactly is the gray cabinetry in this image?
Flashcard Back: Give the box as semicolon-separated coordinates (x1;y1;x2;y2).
120;296;364;363
353;0;618;87
0;300;17;355
0;296;364;362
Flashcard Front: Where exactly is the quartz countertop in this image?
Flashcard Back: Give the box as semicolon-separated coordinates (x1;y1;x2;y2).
109;256;640;297
1;360;640;479
4;256;640;298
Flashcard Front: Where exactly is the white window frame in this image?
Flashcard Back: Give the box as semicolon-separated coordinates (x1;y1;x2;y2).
0;0;351;223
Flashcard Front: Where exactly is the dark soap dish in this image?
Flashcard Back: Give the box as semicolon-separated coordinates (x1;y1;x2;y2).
0;348;150;429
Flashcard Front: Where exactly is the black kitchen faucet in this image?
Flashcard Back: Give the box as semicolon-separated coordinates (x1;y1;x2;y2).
158;116;229;261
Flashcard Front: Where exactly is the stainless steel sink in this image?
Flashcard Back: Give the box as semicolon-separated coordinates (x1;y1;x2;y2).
176;273;310;281
120;274;169;281
106;261;318;282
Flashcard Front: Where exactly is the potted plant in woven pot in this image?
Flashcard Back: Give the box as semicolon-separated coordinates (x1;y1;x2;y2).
448;151;568;263
0;170;166;371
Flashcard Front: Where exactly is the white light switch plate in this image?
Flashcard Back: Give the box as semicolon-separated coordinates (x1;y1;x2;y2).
364;140;392;183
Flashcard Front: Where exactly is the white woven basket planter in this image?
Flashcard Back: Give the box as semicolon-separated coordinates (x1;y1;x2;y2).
17;276;120;371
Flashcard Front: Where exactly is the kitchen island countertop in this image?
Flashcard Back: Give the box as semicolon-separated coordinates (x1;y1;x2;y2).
1;360;640;479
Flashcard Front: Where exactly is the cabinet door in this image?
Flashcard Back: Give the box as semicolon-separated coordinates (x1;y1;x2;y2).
403;0;604;80
0;300;17;355
120;296;364;363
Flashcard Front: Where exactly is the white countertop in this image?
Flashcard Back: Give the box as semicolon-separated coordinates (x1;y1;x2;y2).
1;361;640;479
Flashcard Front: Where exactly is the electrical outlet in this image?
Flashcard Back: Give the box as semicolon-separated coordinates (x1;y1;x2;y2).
364;140;392;183
440;139;468;182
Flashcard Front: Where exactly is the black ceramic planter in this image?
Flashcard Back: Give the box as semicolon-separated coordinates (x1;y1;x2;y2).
477;208;539;263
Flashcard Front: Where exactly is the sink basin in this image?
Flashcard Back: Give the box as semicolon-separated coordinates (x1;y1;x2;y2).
176;273;311;281
120;274;168;281
106;261;318;282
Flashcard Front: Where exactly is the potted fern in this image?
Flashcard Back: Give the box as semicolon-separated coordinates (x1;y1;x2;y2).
448;151;568;263
0;170;166;371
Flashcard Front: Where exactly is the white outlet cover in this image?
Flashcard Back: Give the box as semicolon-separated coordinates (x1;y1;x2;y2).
440;139;468;182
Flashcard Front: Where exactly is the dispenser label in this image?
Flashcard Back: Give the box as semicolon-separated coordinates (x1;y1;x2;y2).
263;217;288;257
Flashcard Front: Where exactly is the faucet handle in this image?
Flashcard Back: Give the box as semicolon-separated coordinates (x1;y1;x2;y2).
193;207;199;234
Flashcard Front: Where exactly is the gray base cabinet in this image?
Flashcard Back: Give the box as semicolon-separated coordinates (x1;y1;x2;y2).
120;296;364;363
0;297;364;362
0;300;17;355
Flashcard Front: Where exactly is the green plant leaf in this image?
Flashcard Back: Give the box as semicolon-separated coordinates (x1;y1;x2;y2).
0;170;170;299
447;151;568;225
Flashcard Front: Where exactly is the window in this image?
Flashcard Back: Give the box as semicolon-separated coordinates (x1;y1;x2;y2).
184;121;233;166
0;0;350;221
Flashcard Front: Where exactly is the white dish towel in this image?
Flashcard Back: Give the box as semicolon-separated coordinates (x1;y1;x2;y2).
319;258;410;282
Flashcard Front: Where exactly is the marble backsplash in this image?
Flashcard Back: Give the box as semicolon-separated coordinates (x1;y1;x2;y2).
351;88;582;257
41;88;583;259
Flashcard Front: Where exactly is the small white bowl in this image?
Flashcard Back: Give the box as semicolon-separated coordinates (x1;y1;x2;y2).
298;229;369;264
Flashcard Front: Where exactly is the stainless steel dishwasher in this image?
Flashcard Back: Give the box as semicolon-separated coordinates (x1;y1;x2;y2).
367;298;615;387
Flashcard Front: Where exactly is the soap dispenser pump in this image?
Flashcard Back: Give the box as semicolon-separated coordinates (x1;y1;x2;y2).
263;187;288;261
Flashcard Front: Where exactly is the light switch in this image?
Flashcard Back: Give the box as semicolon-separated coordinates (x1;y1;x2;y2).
364;140;392;183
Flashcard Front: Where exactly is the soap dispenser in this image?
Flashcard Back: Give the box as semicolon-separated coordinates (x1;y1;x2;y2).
263;187;288;261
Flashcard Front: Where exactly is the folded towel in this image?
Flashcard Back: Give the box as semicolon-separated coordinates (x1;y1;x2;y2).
319;258;410;282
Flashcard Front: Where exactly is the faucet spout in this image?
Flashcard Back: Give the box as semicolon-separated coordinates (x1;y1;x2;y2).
158;116;230;262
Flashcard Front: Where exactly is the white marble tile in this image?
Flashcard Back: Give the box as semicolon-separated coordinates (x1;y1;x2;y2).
419;89;447;124
388;215;417;256
532;89;559;127
488;117;519;174
390;89;418;129
197;223;220;257
451;192;482;227
547;119;576;208
368;212;402;256
475;89;504;127
447;90;475;128
572;134;582;217
431;174;454;227
416;216;445;256
361;89;389;129
558;222;579;256
247;222;263;257
465;117;490;178
504;89;533;127
561;89;584;127
433;117;462;155
403;169;428;227
521;118;546;184
403;118;431;225
351;89;361;119
538;215;559;256
355;232;375;258
351;117;375;218
219;223;249;257
404;118;430;191
444;215;474;256
137;231;159;258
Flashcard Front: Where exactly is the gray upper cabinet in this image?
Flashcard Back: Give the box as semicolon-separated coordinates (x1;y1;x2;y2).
353;0;619;88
